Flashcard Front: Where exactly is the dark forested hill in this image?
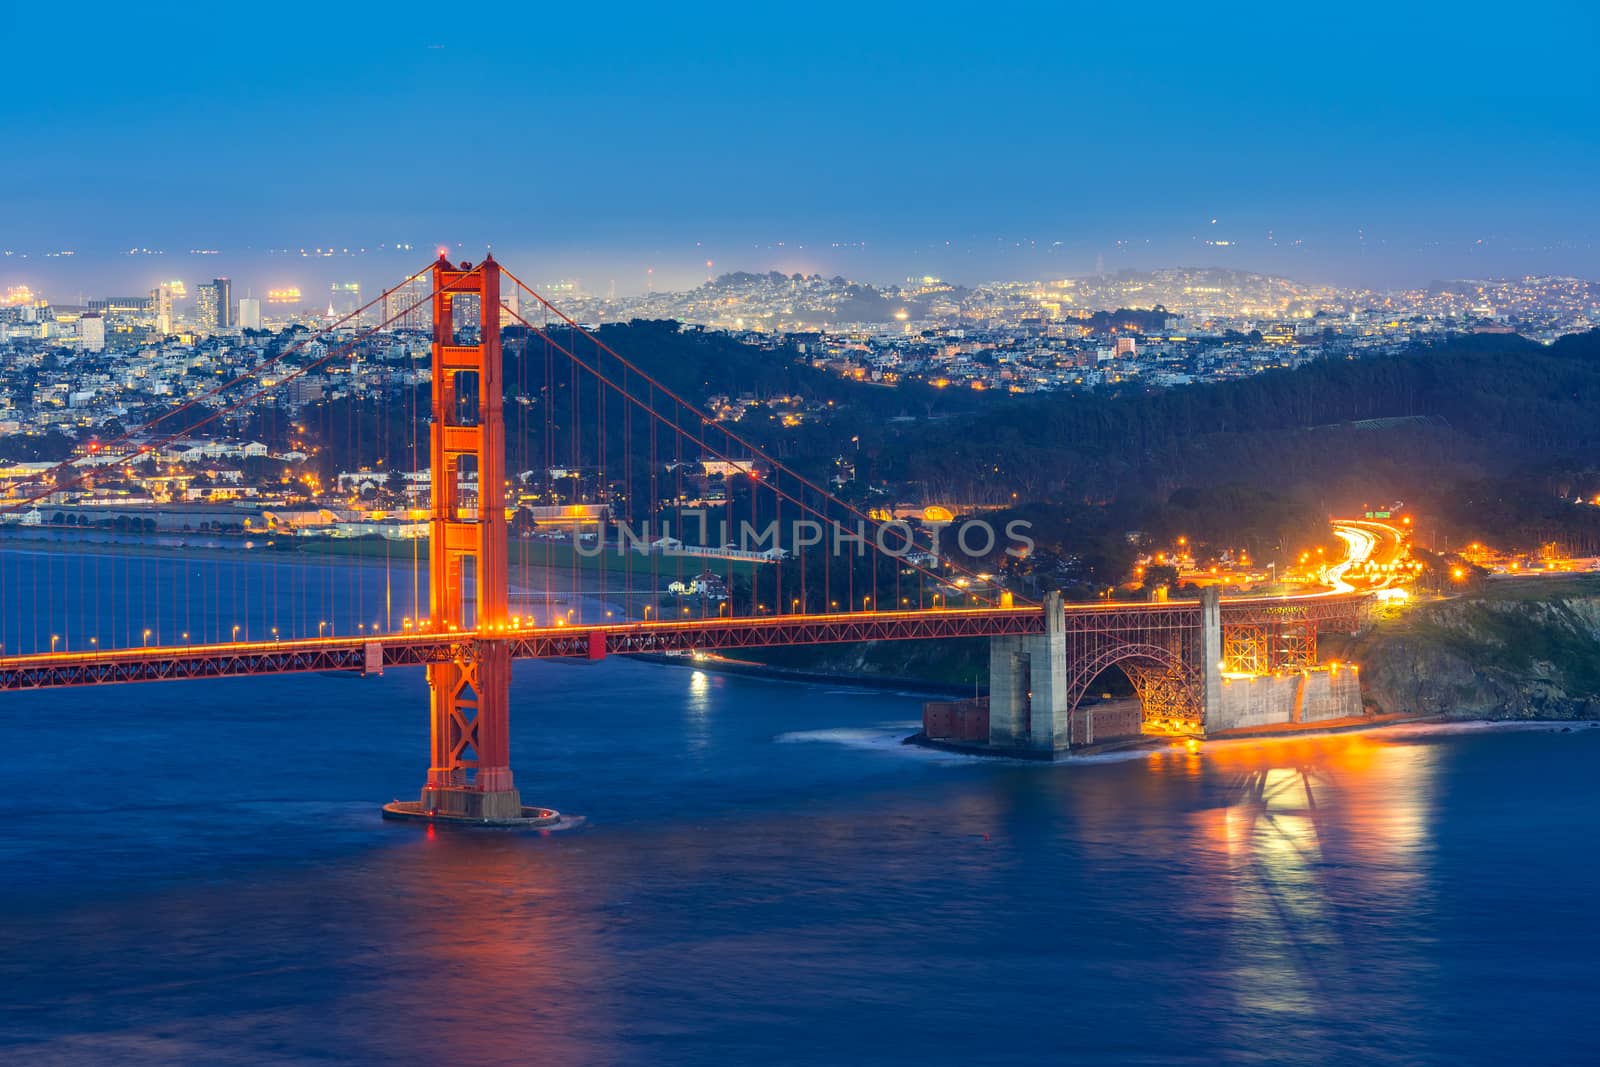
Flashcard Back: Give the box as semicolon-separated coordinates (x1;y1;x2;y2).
867;330;1600;506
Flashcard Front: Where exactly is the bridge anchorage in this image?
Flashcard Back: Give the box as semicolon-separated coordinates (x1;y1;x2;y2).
972;588;1367;757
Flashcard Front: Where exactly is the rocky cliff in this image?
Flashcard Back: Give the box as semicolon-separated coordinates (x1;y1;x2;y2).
1349;581;1600;720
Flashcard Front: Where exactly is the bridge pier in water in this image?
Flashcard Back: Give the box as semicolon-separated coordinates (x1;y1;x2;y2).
986;592;1073;751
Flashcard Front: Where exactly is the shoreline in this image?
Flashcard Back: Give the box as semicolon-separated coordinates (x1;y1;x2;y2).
903;715;1600;764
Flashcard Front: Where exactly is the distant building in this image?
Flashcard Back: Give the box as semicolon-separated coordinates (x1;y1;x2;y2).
500;283;519;329
238;296;261;330
1114;336;1137;358
87;296;151;313
330;281;361;320
196;277;233;332
149;283;175;334
78;312;105;351
381;276;432;331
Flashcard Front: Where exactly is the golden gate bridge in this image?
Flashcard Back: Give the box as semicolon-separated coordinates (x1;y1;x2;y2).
0;253;1367;825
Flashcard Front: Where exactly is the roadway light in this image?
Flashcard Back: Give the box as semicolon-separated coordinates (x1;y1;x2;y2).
51;635;59;652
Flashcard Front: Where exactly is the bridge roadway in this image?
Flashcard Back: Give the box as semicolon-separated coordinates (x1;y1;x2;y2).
0;592;1368;692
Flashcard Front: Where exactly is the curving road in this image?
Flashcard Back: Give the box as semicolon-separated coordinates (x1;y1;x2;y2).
1327;519;1407;592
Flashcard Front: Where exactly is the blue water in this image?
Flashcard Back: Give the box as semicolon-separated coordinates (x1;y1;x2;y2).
3;549;1600;1064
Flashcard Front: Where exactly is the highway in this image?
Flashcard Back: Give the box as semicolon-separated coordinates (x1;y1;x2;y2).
1327;519;1408;592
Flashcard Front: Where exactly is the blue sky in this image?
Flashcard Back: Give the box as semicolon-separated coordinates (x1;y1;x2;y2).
3;0;1596;296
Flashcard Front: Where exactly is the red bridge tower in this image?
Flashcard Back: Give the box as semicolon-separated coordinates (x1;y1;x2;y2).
386;254;557;826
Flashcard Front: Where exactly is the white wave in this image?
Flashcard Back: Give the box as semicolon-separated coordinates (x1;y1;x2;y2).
1375;719;1600;739
774;723;1163;765
775;723;978;762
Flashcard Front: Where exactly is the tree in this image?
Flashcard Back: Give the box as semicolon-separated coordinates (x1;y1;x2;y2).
1139;563;1179;596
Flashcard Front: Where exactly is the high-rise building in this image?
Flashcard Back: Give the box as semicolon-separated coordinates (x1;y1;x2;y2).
196;284;219;331
196;277;234;332
238;296;262;330
500;283;520;329
214;277;233;328
149;283;175;335
79;312;105;351
381;275;432;332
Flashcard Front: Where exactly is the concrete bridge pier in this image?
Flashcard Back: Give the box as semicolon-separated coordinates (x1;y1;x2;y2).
1200;585;1224;725
987;635;1030;748
987;591;1070;752
1029;592;1069;750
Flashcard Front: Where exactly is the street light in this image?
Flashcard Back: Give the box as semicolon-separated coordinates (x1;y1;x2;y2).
51;634;59;653
143;629;151;646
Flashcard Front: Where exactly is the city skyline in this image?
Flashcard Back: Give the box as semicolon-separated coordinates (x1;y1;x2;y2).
4;2;1597;295
7;248;1600;313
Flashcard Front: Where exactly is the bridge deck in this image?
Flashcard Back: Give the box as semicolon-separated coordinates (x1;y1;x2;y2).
0;594;1367;692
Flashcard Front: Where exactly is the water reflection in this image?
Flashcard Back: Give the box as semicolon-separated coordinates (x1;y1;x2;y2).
1182;735;1440;1035
685;668;712;755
